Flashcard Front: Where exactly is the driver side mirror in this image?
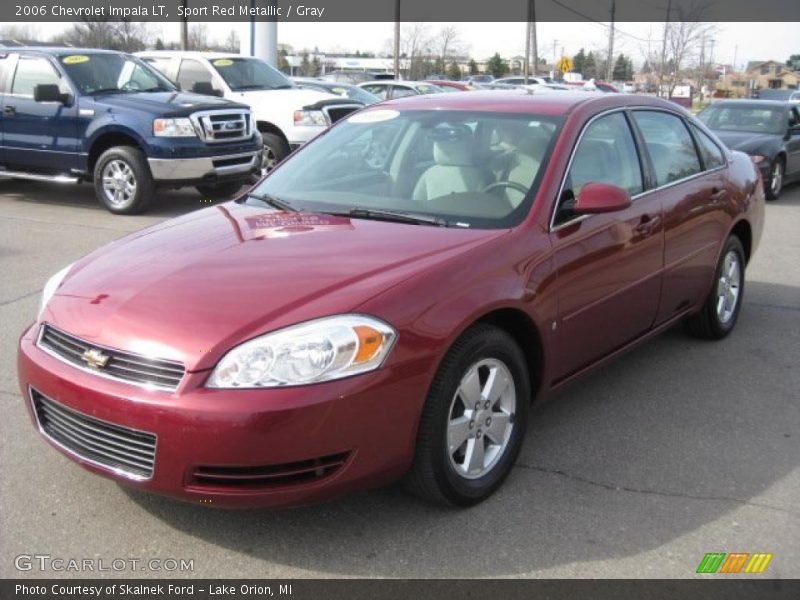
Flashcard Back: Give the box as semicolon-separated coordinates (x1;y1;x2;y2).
574;182;632;214
34;84;68;104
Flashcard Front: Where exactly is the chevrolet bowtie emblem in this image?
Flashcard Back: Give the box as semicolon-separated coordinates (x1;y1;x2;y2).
81;348;110;369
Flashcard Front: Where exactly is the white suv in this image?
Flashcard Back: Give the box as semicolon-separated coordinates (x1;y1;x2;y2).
137;51;363;173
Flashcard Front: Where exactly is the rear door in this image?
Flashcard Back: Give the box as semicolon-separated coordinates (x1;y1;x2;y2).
549;110;663;380
630;110;729;324
2;54;79;171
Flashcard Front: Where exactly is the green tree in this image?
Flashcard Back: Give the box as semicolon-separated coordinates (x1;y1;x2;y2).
613;54;628;81
572;48;586;76
788;54;800;70
278;48;290;74
299;52;311;76
486;53;508;78
311;56;321;77
468;59;479;75
447;61;462;80
154;38;165;50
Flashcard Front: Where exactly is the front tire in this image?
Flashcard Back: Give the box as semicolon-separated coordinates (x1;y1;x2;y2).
260;132;290;176
685;235;746;339
405;324;530;506
93;146;153;215
765;157;783;201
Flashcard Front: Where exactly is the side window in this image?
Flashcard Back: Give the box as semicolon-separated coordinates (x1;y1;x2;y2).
690;124;725;170
556;112;642;224
142;57;173;78
391;86;416;99
177;59;216;95
362;84;388;99
633;111;702;186
788;107;800;128
11;57;62;96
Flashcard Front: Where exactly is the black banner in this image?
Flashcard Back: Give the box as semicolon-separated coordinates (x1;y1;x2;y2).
4;0;800;23
4;579;800;600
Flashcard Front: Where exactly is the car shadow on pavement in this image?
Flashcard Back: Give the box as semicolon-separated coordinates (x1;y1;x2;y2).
0;179;237;218
123;280;800;577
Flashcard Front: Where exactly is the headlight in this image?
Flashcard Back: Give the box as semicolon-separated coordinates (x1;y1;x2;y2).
207;315;397;388
751;154;767;164
39;263;74;319
153;118;197;137
293;109;328;127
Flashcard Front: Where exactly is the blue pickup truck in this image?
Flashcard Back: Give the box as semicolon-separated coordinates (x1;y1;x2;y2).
0;48;262;214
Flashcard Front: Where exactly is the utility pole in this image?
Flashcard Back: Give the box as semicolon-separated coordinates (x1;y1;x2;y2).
709;38;715;67
531;1;538;78
393;0;400;79
524;0;531;84
606;0;615;82
180;0;189;50
659;0;672;97
733;44;738;73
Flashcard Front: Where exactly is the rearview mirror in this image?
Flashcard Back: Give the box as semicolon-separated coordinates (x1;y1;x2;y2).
574;182;632;214
34;84;67;104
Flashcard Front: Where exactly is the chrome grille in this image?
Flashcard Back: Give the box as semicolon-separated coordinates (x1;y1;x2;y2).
31;388;156;480
322;104;361;124
38;324;185;391
191;109;252;143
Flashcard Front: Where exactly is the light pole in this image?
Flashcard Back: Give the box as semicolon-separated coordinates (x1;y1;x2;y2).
393;0;400;79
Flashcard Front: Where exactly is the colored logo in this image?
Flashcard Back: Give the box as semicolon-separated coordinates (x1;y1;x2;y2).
696;552;773;574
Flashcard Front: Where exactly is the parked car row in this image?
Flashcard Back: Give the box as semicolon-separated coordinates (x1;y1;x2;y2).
0;47;366;214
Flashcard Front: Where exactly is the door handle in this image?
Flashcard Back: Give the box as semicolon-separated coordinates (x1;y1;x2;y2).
634;214;661;237
3;105;15;116
710;187;728;203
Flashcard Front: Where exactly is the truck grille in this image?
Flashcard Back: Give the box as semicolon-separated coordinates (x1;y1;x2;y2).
31;388;157;480
322;104;361;124
191;109;252;143
37;324;185;391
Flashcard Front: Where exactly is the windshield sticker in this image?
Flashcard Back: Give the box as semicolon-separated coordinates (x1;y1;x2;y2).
348;109;400;124
331;87;346;95
62;55;90;65
212;59;234;67
244;213;353;239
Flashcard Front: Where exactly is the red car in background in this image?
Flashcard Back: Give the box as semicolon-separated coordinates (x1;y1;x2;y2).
19;91;764;508
425;80;473;91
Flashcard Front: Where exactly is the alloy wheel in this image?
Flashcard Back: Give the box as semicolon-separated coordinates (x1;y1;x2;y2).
716;250;742;324
101;160;137;208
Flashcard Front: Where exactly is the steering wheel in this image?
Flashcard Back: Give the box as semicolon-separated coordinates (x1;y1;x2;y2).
121;80;142;92
482;180;529;196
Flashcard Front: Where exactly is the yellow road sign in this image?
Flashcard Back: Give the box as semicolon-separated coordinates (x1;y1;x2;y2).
557;56;573;73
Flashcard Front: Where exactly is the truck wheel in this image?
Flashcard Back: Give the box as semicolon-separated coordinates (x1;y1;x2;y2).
93;146;153;215
195;182;244;200
765;157;783;201
260;132;290;175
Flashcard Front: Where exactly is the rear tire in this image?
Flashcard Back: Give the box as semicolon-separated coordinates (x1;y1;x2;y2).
404;324;530;507
93;146;153;215
685;235;746;340
195;181;243;200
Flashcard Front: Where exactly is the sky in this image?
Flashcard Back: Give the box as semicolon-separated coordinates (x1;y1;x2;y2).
10;21;798;71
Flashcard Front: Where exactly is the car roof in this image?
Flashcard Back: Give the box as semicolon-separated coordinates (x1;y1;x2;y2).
375;89;680;116
2;47;123;56
709;99;791;109
136;50;247;60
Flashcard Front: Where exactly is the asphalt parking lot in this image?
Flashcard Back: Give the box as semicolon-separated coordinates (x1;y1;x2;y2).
0;179;798;579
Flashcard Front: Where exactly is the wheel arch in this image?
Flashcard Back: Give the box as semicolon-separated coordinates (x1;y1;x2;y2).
730;218;753;264
87;130;147;178
255;120;289;146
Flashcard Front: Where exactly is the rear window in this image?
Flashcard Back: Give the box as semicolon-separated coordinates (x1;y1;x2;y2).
633;111;702;186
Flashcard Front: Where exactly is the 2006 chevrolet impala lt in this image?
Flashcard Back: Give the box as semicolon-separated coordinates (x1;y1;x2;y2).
19;91;764;507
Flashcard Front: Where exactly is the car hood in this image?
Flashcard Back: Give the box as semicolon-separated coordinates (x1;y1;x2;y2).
713;131;781;154
90;91;247;117
44;203;503;371
229;87;341;109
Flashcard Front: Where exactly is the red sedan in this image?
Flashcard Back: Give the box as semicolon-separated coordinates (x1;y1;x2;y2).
19;91;764;508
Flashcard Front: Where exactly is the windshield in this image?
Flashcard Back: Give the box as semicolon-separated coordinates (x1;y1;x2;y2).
328;84;379;105
698;105;787;135
250;109;563;229
59;53;175;95
210;57;292;91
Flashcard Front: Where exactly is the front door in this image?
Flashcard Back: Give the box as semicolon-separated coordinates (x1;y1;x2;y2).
2;55;78;171
549;110;664;381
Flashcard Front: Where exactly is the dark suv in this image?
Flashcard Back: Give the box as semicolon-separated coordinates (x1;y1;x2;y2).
0;48;262;214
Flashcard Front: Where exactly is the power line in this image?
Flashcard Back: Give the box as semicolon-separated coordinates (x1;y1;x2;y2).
547;0;662;44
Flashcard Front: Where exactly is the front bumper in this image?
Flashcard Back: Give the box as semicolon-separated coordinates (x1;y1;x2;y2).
148;151;260;182
18;324;428;508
